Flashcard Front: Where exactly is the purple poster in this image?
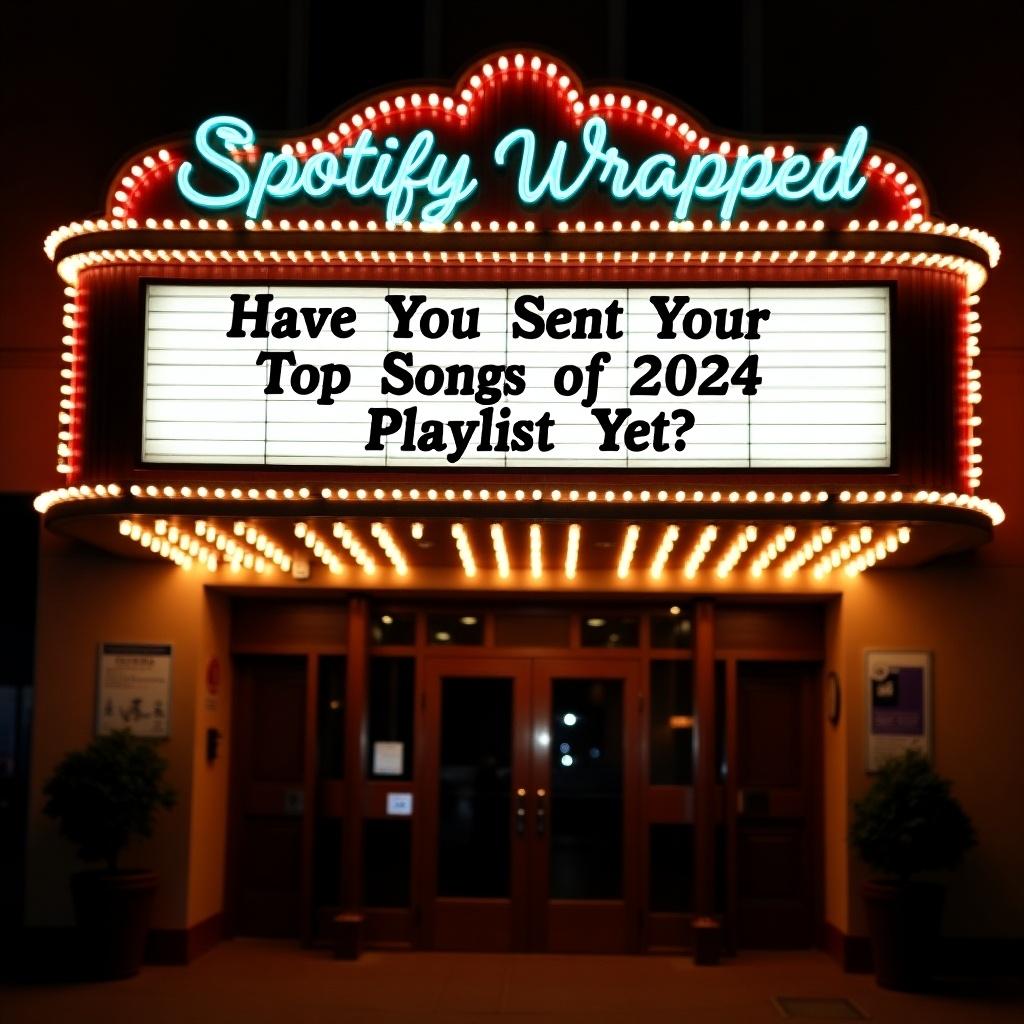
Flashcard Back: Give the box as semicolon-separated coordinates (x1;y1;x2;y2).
871;666;924;736
866;652;931;771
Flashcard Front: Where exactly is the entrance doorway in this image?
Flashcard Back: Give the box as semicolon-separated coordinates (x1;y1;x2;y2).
422;657;640;952
227;600;824;954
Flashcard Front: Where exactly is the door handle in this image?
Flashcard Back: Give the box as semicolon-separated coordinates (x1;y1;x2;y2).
536;788;547;836
515;787;527;836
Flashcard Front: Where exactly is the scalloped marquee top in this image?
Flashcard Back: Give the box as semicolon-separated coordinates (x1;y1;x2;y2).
106;51;931;231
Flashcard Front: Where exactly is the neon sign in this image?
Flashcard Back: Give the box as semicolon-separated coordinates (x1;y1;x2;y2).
178;114;868;225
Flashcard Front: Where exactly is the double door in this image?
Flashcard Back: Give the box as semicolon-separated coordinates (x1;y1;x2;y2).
228;601;823;954
420;657;640;952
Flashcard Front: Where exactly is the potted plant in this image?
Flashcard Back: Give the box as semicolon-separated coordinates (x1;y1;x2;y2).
850;749;975;990
43;729;176;979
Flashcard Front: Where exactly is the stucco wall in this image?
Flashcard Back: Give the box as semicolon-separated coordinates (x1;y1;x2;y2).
186;590;232;928
837;564;1024;938
26;532;221;930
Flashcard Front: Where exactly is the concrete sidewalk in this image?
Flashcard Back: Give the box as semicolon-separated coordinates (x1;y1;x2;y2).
3;940;1022;1023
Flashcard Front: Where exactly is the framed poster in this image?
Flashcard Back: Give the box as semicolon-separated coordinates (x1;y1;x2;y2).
865;650;932;771
96;643;173;738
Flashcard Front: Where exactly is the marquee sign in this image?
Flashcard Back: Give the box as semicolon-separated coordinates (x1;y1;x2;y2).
40;51;999;498
143;283;889;470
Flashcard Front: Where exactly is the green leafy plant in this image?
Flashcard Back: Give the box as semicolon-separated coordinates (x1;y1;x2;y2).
43;730;176;871
850;749;975;882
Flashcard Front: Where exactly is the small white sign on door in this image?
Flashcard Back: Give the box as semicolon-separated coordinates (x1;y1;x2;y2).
372;741;404;776
386;792;413;816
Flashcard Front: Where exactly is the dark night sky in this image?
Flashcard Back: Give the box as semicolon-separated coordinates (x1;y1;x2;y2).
2;0;1022;353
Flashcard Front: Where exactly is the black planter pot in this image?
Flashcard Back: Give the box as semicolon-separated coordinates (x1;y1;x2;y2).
71;870;158;980
861;880;944;991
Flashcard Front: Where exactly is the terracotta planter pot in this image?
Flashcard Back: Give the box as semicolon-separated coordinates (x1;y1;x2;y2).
71;870;158;980
861;880;944;991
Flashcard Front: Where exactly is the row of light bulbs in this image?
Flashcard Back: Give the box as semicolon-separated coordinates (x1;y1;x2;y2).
34;481;1006;528
45;215;1000;273
370;522;409;575
963;293;983;491
442;521;905;581
116;514;915;583
715;526;759;578
812;526;912;580
194;520;274;574
118;518;212;571
52;245;988;294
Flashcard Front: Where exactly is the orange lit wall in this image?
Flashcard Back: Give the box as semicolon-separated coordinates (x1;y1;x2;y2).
26;534;230;933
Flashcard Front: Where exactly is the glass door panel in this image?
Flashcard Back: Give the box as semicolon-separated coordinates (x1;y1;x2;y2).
422;657;531;951
549;676;624;899
530;658;640;953
438;675;513;897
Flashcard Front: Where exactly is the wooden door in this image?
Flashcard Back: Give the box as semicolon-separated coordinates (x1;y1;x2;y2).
734;660;819;947
530;658;642;953
231;654;310;937
420;657;533;951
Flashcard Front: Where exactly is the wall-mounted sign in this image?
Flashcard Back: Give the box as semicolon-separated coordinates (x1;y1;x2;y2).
143;283;889;470
96;643;172;737
866;650;932;771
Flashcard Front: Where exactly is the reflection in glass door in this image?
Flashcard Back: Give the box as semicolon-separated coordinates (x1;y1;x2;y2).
548;676;624;900
530;659;640;953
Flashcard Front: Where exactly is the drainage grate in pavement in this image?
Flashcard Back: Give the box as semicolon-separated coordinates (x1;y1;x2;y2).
773;996;869;1020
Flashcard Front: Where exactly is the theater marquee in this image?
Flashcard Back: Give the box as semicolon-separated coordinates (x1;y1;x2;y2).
37;49;1003;590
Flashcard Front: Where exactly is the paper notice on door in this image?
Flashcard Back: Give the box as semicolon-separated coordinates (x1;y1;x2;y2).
372;741;404;776
386;792;413;816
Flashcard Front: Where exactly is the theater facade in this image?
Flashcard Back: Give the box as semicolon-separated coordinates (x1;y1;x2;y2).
27;52;1006;964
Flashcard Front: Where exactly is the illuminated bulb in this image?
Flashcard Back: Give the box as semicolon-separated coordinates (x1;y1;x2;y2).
617;524;640;579
490;524;510;579
371;522;409;575
411;522;424;540
565;523;581;580
530;523;543;579
649;524;679;578
684;525;718;578
452;523;476;578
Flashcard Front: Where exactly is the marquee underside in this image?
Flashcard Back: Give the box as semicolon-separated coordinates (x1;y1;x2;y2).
45;496;993;591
